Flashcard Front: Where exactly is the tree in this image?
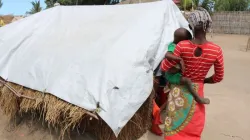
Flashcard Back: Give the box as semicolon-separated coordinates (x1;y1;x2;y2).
179;0;193;10
0;0;3;9
180;0;214;13
192;0;199;7
27;1;42;14
45;0;107;7
45;0;58;8
200;0;214;13
214;0;250;11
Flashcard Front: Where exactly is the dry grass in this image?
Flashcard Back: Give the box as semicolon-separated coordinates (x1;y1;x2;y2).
0;79;153;140
0;83;19;119
0;15;14;24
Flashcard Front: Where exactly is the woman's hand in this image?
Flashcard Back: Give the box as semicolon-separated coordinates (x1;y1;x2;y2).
204;77;214;84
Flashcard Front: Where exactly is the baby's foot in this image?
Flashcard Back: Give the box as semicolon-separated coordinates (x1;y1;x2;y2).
195;97;210;104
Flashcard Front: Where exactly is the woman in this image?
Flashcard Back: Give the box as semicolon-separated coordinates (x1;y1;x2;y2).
161;8;224;140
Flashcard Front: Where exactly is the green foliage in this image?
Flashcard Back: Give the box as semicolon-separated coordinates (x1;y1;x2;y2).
180;0;214;13
0;0;3;9
180;0;193;10
45;0;58;8
45;0;106;7
214;0;250;11
200;0;214;13
193;0;199;7
26;1;42;14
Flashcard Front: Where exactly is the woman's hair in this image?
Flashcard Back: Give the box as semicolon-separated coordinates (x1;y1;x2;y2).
187;7;212;32
186;30;192;40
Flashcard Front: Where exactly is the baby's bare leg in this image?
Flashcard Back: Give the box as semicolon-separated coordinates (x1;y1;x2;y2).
180;77;210;104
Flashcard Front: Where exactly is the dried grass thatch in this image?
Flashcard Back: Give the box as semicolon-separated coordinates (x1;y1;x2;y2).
11;16;24;23
0;83;19;118
0;15;14;25
0;78;153;140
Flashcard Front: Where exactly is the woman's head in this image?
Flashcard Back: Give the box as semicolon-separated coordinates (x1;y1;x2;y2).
188;7;212;34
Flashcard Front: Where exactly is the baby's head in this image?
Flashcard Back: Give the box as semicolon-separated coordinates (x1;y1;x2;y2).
173;28;192;44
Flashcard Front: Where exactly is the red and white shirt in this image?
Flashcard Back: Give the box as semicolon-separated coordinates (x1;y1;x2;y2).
161;40;224;83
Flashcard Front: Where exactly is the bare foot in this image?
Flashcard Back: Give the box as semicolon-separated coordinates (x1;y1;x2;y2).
195;97;210;104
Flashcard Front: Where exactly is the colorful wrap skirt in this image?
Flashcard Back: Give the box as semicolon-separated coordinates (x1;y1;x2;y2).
164;83;205;140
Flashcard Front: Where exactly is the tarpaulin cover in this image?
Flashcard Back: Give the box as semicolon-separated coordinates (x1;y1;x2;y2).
0;0;189;136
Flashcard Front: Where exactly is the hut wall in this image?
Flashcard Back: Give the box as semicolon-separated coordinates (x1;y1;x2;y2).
212;11;250;35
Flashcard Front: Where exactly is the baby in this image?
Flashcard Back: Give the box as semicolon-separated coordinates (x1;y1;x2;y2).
165;28;210;104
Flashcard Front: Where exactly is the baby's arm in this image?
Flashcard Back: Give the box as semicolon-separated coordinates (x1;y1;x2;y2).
161;44;183;72
165;52;182;61
165;52;185;72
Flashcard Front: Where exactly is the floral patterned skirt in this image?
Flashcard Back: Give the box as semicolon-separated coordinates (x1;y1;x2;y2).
164;83;205;140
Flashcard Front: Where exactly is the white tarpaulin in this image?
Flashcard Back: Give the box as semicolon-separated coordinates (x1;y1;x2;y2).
0;0;189;136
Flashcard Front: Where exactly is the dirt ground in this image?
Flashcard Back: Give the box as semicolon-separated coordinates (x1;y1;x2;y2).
1;34;250;140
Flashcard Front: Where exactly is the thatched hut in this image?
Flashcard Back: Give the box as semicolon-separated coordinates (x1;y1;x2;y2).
0;15;14;26
0;2;156;139
0;1;188;140
0;15;24;26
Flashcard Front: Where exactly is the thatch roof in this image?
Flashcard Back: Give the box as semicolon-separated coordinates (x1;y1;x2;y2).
11;16;24;23
0;78;153;140
0;15;14;25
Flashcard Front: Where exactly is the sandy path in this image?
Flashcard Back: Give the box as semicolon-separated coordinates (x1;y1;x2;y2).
1;34;250;140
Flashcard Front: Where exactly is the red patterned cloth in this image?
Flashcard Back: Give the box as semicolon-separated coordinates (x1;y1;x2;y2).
165;83;205;140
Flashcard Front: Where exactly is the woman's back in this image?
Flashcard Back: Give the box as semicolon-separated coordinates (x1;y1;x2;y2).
161;40;224;83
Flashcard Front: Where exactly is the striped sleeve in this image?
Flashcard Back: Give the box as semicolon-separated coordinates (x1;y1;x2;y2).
161;43;182;72
212;48;224;83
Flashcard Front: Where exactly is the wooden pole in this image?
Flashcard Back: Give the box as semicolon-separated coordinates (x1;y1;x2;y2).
239;12;242;34
246;37;250;52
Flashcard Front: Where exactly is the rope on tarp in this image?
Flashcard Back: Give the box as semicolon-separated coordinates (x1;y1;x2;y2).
0;79;35;100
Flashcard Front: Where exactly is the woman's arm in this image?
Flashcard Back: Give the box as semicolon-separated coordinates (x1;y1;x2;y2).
204;48;224;84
